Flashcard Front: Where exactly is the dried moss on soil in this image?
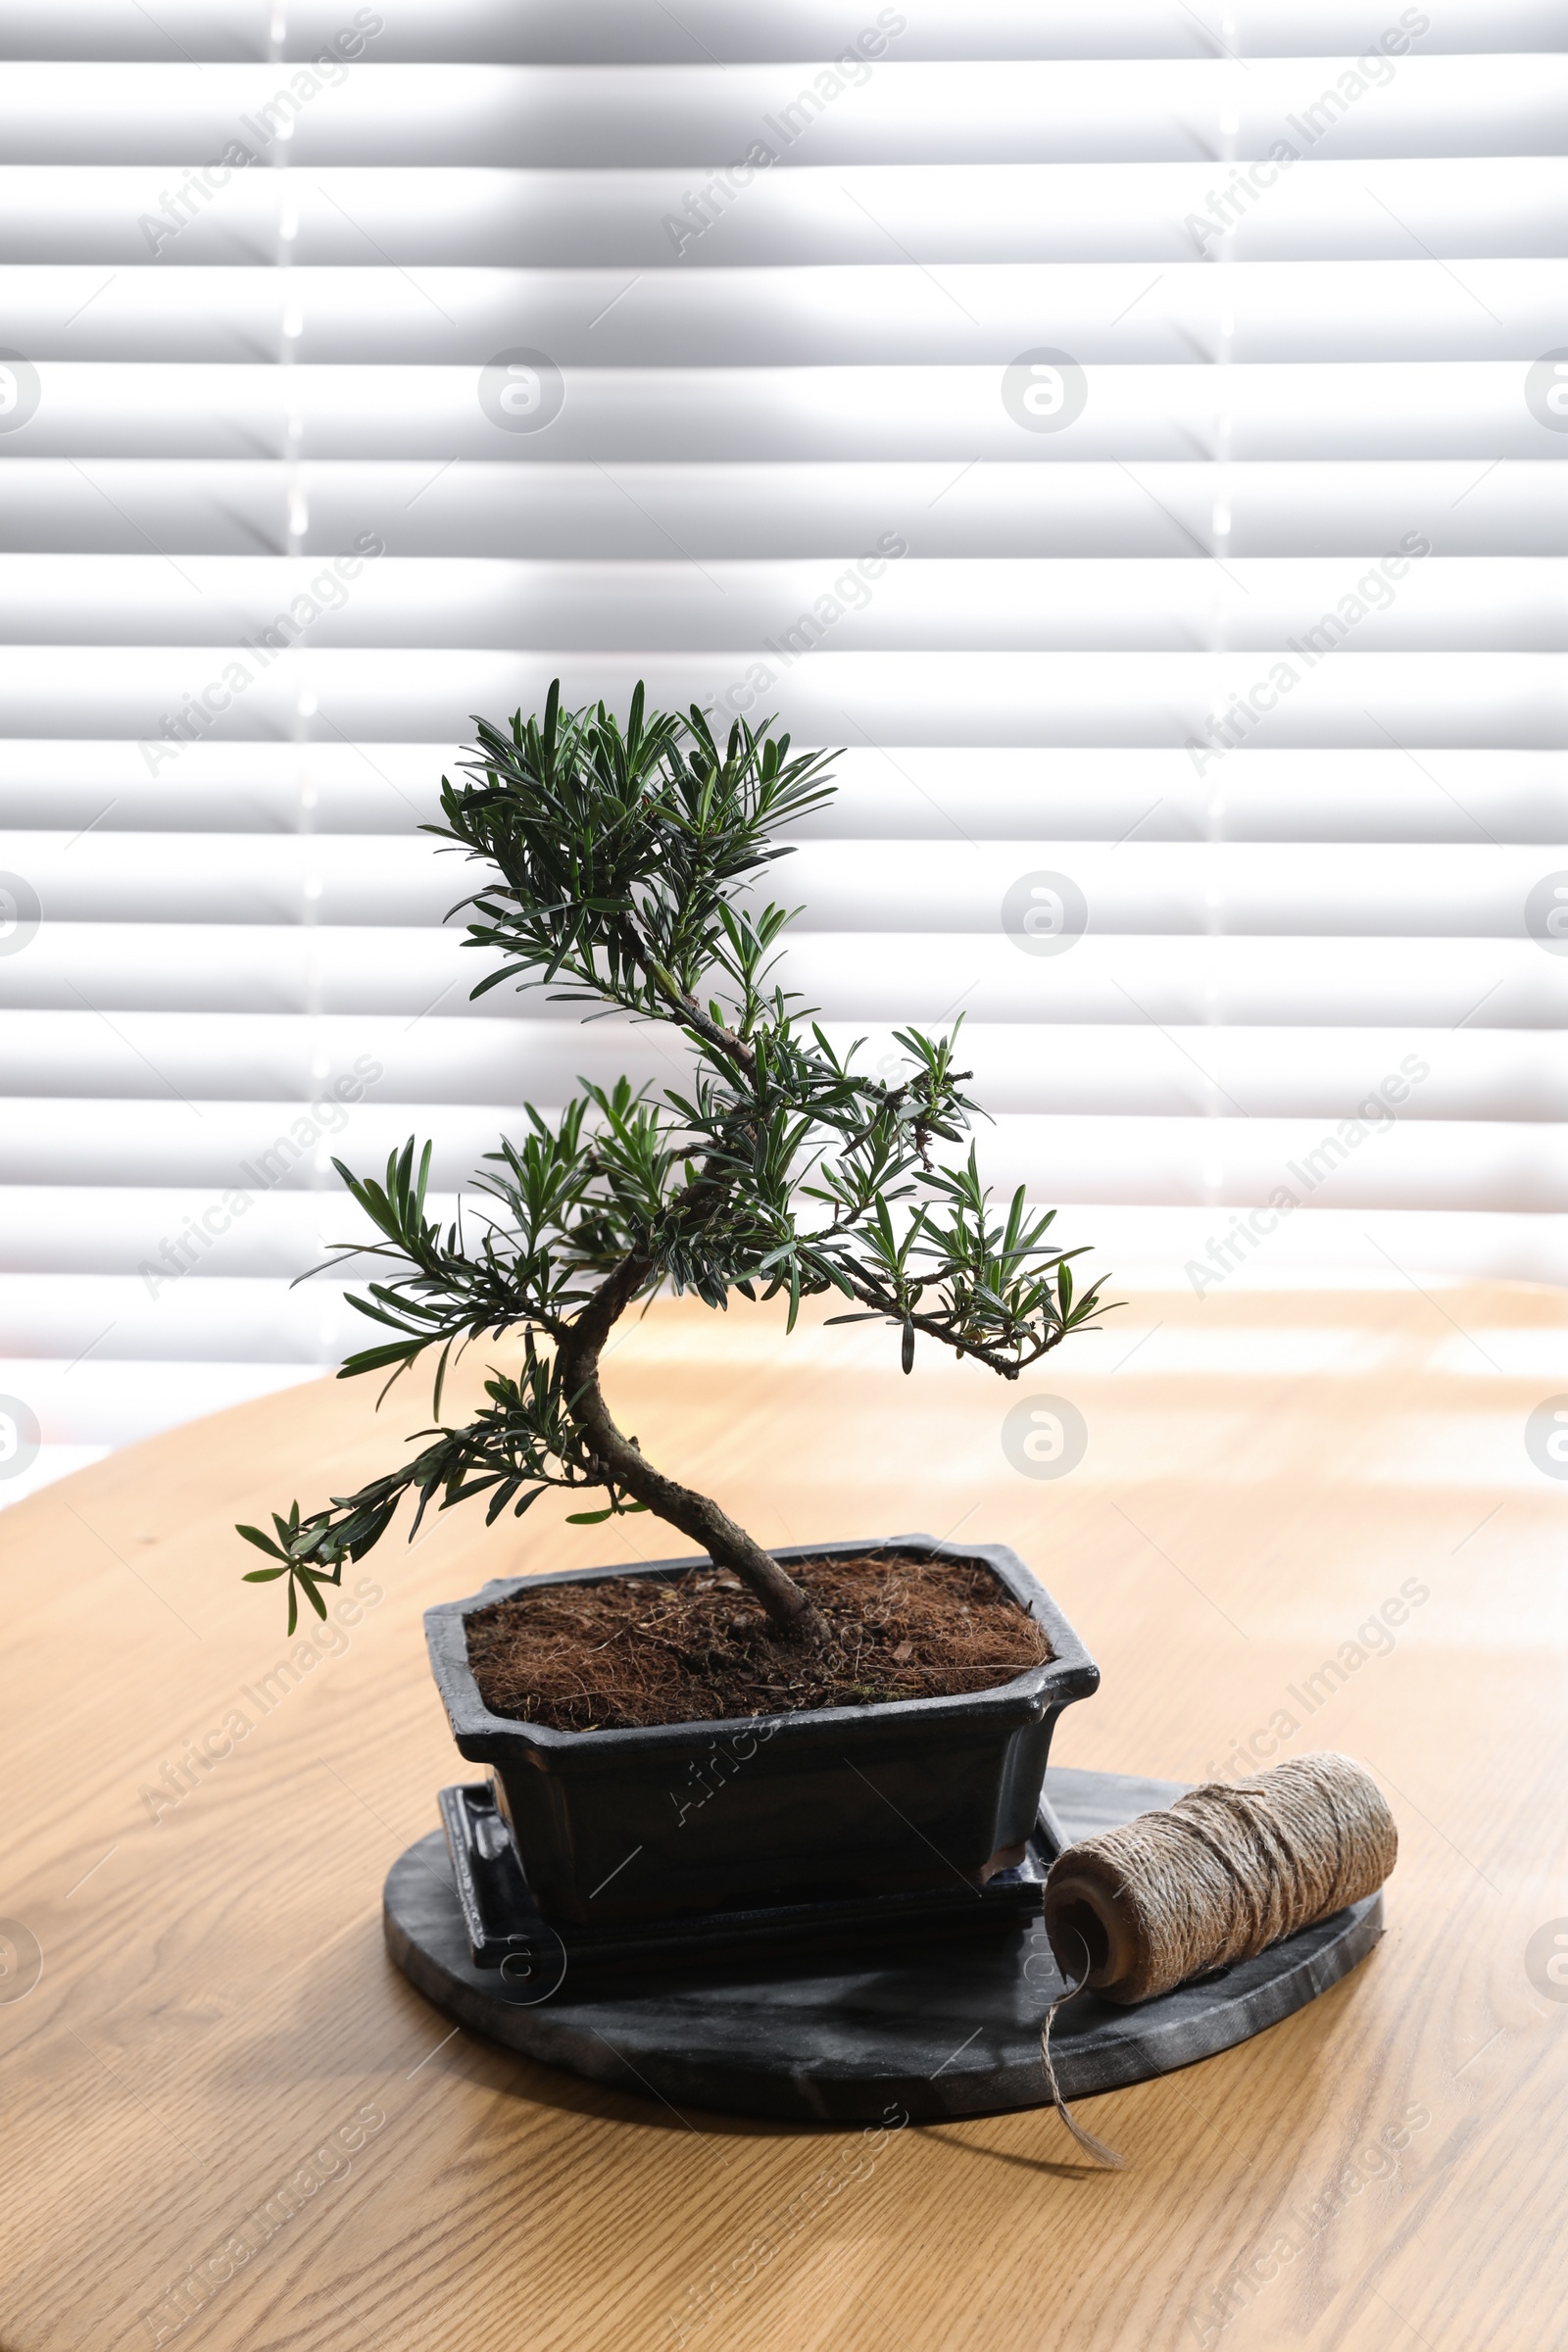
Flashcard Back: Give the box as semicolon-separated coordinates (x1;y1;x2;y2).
465;1549;1051;1733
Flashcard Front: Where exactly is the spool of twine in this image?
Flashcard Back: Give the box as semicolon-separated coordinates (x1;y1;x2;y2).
1038;1751;1398;2168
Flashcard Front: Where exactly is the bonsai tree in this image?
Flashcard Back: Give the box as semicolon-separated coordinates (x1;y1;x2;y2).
240;684;1113;1645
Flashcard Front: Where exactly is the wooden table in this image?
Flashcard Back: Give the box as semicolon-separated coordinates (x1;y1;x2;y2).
3;1280;1564;2351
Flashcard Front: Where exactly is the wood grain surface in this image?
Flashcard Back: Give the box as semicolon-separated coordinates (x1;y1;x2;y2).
1;1279;1564;2352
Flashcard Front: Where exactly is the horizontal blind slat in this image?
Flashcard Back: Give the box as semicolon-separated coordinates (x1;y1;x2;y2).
0;649;1556;743
0;365;1558;460
0;2;1558;64
0;744;1562;842
3;162;1564;268
2;463;1563;561
0;60;1559;168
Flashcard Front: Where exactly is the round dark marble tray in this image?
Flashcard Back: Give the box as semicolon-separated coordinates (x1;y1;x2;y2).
383;1766;1384;2124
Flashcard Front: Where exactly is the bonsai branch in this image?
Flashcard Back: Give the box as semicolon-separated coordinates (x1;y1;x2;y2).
556;1256;829;1645
559;1359;826;1645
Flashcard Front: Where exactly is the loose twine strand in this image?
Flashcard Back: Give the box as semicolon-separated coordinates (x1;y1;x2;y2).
1038;1942;1129;2169
1038;1752;1398;2169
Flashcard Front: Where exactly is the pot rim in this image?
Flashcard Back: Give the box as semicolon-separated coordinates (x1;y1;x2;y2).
423;1534;1100;1767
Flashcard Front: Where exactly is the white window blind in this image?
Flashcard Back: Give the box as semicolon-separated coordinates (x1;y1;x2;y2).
1;0;1563;1501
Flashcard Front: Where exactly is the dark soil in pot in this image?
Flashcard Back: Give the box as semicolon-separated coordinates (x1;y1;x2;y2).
465;1548;1053;1733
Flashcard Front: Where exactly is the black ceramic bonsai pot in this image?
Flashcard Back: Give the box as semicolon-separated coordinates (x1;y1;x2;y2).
423;1535;1099;1928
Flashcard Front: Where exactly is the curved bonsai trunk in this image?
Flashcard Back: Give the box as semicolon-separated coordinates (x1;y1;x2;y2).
558;1282;827;1645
